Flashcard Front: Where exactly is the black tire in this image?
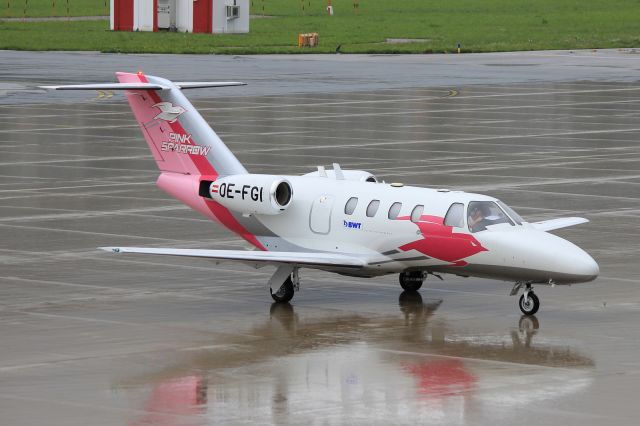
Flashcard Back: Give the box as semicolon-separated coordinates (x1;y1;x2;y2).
270;276;294;303
399;272;423;292
519;292;540;316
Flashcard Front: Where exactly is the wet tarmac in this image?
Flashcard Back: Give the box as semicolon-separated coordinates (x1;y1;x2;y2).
1;50;640;425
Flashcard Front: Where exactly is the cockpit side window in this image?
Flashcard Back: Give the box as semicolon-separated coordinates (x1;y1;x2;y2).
444;203;465;228
468;201;514;233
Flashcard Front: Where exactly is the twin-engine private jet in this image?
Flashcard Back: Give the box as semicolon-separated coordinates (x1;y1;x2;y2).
42;73;599;315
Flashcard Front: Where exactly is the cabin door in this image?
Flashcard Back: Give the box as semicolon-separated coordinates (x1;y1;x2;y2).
309;195;334;234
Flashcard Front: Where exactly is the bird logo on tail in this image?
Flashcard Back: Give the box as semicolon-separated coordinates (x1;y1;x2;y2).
152;102;186;123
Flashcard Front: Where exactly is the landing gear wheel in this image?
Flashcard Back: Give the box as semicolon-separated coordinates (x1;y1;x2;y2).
519;292;540;316
270;276;294;303
399;272;424;292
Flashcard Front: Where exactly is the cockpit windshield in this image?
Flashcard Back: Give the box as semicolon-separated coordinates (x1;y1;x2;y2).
496;200;524;225
467;201;514;233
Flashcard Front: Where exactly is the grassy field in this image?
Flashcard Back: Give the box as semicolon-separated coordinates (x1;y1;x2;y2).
1;0;108;18
1;0;639;54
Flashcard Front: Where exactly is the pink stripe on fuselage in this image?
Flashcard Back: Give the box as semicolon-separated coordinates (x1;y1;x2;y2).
397;214;487;265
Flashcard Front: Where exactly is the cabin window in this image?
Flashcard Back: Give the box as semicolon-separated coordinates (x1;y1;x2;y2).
410;205;424;223
444;203;465;228
388;202;402;220
468;201;514;233
344;197;358;215
366;200;380;217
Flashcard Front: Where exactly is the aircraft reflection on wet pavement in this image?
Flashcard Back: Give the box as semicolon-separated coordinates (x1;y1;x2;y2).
124;295;594;424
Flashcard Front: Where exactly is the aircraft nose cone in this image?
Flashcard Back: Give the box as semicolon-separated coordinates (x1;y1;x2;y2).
544;233;599;283
575;250;599;282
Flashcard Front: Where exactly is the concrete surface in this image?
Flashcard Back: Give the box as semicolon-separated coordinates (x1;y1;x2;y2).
0;50;639;425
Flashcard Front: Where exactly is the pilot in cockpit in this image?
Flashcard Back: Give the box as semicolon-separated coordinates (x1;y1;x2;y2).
468;201;514;232
468;204;487;232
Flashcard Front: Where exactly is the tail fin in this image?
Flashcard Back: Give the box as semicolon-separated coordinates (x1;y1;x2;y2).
116;72;246;178
40;72;247;178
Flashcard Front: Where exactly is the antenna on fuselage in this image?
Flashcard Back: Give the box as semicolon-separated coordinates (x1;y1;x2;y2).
332;163;345;180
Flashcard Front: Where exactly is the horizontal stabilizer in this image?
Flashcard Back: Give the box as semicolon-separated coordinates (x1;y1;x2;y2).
99;247;365;269
531;217;589;232
174;82;246;89
39;82;245;91
39;83;171;91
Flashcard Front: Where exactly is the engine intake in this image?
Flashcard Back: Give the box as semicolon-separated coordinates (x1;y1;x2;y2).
207;174;293;215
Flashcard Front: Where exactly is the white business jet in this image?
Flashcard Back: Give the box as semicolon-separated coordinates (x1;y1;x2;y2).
41;72;599;315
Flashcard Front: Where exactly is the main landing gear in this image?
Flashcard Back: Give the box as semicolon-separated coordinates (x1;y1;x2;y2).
399;271;425;292
511;282;540;315
269;266;300;303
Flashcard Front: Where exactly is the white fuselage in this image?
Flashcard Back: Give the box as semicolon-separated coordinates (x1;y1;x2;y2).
212;174;599;284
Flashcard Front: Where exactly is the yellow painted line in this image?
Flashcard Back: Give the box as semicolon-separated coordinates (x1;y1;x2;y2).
92;90;113;101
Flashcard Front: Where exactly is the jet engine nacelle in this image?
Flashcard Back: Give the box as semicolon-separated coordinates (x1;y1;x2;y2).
208;174;293;215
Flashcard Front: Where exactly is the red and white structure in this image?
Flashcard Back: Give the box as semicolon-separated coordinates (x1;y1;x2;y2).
110;0;249;33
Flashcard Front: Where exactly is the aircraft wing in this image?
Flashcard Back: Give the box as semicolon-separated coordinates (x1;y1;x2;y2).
99;247;366;269
530;217;589;232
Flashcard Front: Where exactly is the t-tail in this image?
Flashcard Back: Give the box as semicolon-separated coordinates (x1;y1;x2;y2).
41;72;247;178
40;73;267;249
115;72;246;178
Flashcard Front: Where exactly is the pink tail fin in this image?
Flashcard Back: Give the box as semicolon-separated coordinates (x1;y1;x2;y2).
116;72;246;178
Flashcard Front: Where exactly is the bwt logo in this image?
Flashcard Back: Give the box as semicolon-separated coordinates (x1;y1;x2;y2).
343;220;362;229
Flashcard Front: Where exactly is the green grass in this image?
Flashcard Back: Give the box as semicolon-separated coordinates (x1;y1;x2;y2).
1;0;639;54
1;0;107;18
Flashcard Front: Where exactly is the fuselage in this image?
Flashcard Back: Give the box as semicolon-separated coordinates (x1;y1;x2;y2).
159;172;600;285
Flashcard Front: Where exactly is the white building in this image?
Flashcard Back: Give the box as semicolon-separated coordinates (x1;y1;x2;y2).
110;0;249;34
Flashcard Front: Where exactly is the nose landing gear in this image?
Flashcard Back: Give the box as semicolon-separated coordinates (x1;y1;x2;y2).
519;291;540;315
511;282;540;315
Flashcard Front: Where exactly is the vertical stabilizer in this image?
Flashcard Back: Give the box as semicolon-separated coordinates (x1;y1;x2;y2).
116;72;247;177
